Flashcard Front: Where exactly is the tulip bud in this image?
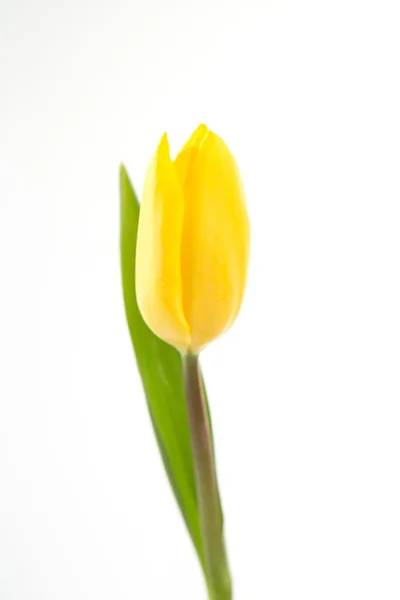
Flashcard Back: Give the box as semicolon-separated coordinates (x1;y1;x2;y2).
136;124;250;353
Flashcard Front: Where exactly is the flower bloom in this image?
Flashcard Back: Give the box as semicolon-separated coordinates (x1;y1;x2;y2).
136;124;250;353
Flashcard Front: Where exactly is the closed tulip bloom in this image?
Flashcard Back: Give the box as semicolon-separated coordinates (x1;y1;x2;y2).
136;124;250;353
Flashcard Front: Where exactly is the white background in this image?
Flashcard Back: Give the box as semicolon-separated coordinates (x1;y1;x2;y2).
1;0;400;598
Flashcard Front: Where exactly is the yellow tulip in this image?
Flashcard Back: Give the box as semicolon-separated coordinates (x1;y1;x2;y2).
136;124;250;353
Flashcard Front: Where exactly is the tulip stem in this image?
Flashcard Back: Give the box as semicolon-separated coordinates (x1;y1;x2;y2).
182;353;232;600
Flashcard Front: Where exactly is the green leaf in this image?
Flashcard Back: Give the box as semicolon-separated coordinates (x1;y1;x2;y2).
120;164;216;568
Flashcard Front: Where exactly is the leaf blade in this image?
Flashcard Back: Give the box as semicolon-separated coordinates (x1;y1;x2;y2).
119;164;204;564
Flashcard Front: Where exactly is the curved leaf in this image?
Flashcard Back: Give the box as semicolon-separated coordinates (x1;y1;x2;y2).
120;165;219;567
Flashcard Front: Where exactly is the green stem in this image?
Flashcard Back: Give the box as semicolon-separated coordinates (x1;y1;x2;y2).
182;353;232;600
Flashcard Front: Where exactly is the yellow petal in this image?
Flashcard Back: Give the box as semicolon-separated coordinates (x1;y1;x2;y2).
136;133;190;349
174;123;209;190
175;128;250;351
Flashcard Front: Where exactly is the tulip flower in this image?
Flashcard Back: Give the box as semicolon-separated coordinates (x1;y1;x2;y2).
135;124;250;353
122;125;250;600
